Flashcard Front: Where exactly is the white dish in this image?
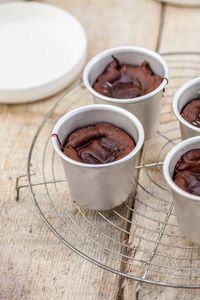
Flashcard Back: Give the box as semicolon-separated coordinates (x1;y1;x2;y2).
155;0;200;6
0;2;87;103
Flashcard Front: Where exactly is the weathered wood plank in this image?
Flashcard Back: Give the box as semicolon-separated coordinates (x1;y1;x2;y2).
0;1;162;299
159;4;200;53
41;0;162;56
124;4;200;300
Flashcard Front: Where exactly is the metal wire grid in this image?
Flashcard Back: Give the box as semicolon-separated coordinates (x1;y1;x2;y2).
27;53;200;288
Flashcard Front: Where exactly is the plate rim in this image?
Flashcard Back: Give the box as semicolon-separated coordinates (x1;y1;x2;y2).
155;0;200;6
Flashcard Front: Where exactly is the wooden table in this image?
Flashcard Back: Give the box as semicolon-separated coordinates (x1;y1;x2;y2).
1;1;200;299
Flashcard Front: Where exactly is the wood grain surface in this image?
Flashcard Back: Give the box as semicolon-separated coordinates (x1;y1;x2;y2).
1;1;200;299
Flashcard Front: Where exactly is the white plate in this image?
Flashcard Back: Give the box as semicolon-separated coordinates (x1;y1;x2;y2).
155;0;200;6
0;2;87;103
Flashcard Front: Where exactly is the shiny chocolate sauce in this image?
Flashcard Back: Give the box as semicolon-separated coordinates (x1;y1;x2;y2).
93;57;163;99
63;123;135;164
174;149;200;196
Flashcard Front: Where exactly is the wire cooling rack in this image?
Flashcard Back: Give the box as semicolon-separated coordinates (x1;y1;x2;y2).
27;53;200;289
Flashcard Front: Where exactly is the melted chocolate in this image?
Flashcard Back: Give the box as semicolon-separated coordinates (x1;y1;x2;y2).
93;57;163;99
173;149;200;196
63;123;135;164
181;99;200;128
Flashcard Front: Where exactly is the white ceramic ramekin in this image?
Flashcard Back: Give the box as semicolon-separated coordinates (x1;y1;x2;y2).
163;136;200;244
52;104;144;210
83;47;169;140
173;77;200;140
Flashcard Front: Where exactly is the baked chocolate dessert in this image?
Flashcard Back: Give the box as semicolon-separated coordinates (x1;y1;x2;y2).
93;57;163;99
181;99;200;128
63;123;135;164
173;149;200;196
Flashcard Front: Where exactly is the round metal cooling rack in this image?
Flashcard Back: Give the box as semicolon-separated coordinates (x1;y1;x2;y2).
28;52;200;289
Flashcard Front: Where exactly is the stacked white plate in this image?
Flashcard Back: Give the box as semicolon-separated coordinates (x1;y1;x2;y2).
155;0;200;5
0;2;87;103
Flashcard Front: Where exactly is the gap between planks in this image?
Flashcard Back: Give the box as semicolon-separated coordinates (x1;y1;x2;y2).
117;4;166;299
